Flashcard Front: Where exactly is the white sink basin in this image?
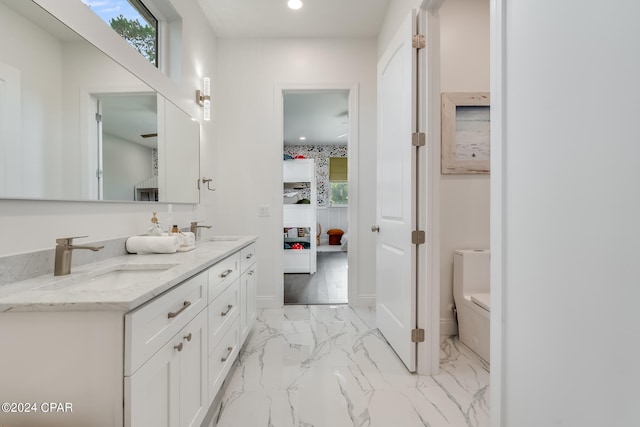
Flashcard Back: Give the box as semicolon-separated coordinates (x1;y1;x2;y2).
209;236;240;241
40;264;178;292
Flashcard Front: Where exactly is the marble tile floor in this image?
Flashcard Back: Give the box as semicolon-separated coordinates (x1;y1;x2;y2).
215;305;489;427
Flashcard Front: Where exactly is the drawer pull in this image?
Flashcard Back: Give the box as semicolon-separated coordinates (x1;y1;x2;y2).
174;342;183;352
221;346;233;362
220;269;233;278
167;300;191;319
245;253;254;259
221;304;233;316
183;333;192;342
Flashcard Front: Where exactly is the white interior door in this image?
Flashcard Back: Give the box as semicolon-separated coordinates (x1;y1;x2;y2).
375;10;418;372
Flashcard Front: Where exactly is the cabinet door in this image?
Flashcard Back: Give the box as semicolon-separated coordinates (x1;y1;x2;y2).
126;310;207;427
240;265;257;343
125;337;180;427
179;309;208;427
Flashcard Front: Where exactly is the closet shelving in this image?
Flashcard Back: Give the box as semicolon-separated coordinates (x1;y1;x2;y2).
283;159;317;274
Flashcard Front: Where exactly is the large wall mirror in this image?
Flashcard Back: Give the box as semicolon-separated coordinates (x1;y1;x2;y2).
0;0;199;203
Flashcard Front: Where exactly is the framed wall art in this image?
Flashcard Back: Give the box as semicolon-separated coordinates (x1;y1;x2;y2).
441;92;490;174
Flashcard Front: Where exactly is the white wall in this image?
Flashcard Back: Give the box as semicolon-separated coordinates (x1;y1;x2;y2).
0;0;217;256
438;0;490;334
103;134;153;201
0;2;63;199
495;1;640;425
214;37;377;307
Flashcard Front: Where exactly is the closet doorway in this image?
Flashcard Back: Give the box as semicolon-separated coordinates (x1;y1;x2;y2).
282;89;352;305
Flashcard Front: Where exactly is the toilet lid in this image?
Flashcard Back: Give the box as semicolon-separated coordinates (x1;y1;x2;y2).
471;293;490;312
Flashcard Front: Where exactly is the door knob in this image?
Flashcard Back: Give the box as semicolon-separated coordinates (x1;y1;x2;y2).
371;225;380;232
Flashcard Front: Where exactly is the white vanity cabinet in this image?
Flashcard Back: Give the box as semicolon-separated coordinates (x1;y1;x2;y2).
240;243;257;343
124;272;208;427
0;238;257;427
206;251;240;401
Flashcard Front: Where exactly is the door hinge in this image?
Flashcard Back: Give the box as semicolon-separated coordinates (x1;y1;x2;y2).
412;34;426;49
95;113;102;122
411;328;425;343
412;230;425;244
412;132;426;147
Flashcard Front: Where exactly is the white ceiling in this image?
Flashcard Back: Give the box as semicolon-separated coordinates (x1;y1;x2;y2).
197;0;390;39
283;91;349;146
196;1;388;146
100;94;158;149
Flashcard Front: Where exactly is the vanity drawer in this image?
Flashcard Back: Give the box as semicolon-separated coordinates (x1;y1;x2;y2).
208;318;240;401
125;271;207;376
208;253;240;303
208;279;240;352
240;243;256;273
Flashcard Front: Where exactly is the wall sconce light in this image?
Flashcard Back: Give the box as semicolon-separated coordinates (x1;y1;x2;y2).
196;77;211;121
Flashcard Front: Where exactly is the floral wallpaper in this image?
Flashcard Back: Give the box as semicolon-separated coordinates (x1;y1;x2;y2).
152;148;158;176
284;145;348;207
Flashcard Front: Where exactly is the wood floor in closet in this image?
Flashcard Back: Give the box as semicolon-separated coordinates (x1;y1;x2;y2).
284;251;348;305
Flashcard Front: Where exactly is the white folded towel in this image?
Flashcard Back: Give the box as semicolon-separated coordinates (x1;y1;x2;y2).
126;235;180;254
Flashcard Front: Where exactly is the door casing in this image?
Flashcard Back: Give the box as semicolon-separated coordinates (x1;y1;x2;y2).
274;83;360;306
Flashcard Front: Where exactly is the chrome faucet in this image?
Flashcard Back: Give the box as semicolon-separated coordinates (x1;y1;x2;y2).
54;236;104;276
190;221;212;241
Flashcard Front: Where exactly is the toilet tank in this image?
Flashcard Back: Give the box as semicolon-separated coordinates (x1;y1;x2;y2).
454;249;490;296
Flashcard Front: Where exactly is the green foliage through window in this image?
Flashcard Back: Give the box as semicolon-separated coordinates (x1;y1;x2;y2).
110;15;156;64
331;182;348;205
82;0;158;66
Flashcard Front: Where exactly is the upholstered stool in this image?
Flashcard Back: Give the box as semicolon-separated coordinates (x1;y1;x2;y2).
327;228;344;245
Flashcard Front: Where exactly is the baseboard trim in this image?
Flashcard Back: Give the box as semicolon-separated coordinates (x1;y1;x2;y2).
349;295;375;308
256;296;282;309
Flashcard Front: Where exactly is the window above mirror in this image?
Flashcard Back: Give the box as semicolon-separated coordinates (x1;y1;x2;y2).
81;0;158;66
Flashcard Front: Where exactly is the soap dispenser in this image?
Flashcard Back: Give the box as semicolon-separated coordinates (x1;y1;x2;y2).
146;212;163;236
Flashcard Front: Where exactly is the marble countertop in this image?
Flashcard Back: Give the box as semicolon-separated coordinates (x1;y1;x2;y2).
0;236;257;313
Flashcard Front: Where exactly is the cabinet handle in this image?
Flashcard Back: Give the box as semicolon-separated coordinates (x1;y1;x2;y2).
221;304;233;316
167;301;191;319
183;333;192;342
220;346;233;362
248;270;255;276
174;342;183;352
245;253;254;259
220;269;233;278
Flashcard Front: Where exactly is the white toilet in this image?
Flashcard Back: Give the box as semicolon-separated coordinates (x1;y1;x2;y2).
453;249;490;364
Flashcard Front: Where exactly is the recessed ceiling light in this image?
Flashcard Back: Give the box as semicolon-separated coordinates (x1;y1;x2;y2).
288;0;303;10
299;136;306;141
